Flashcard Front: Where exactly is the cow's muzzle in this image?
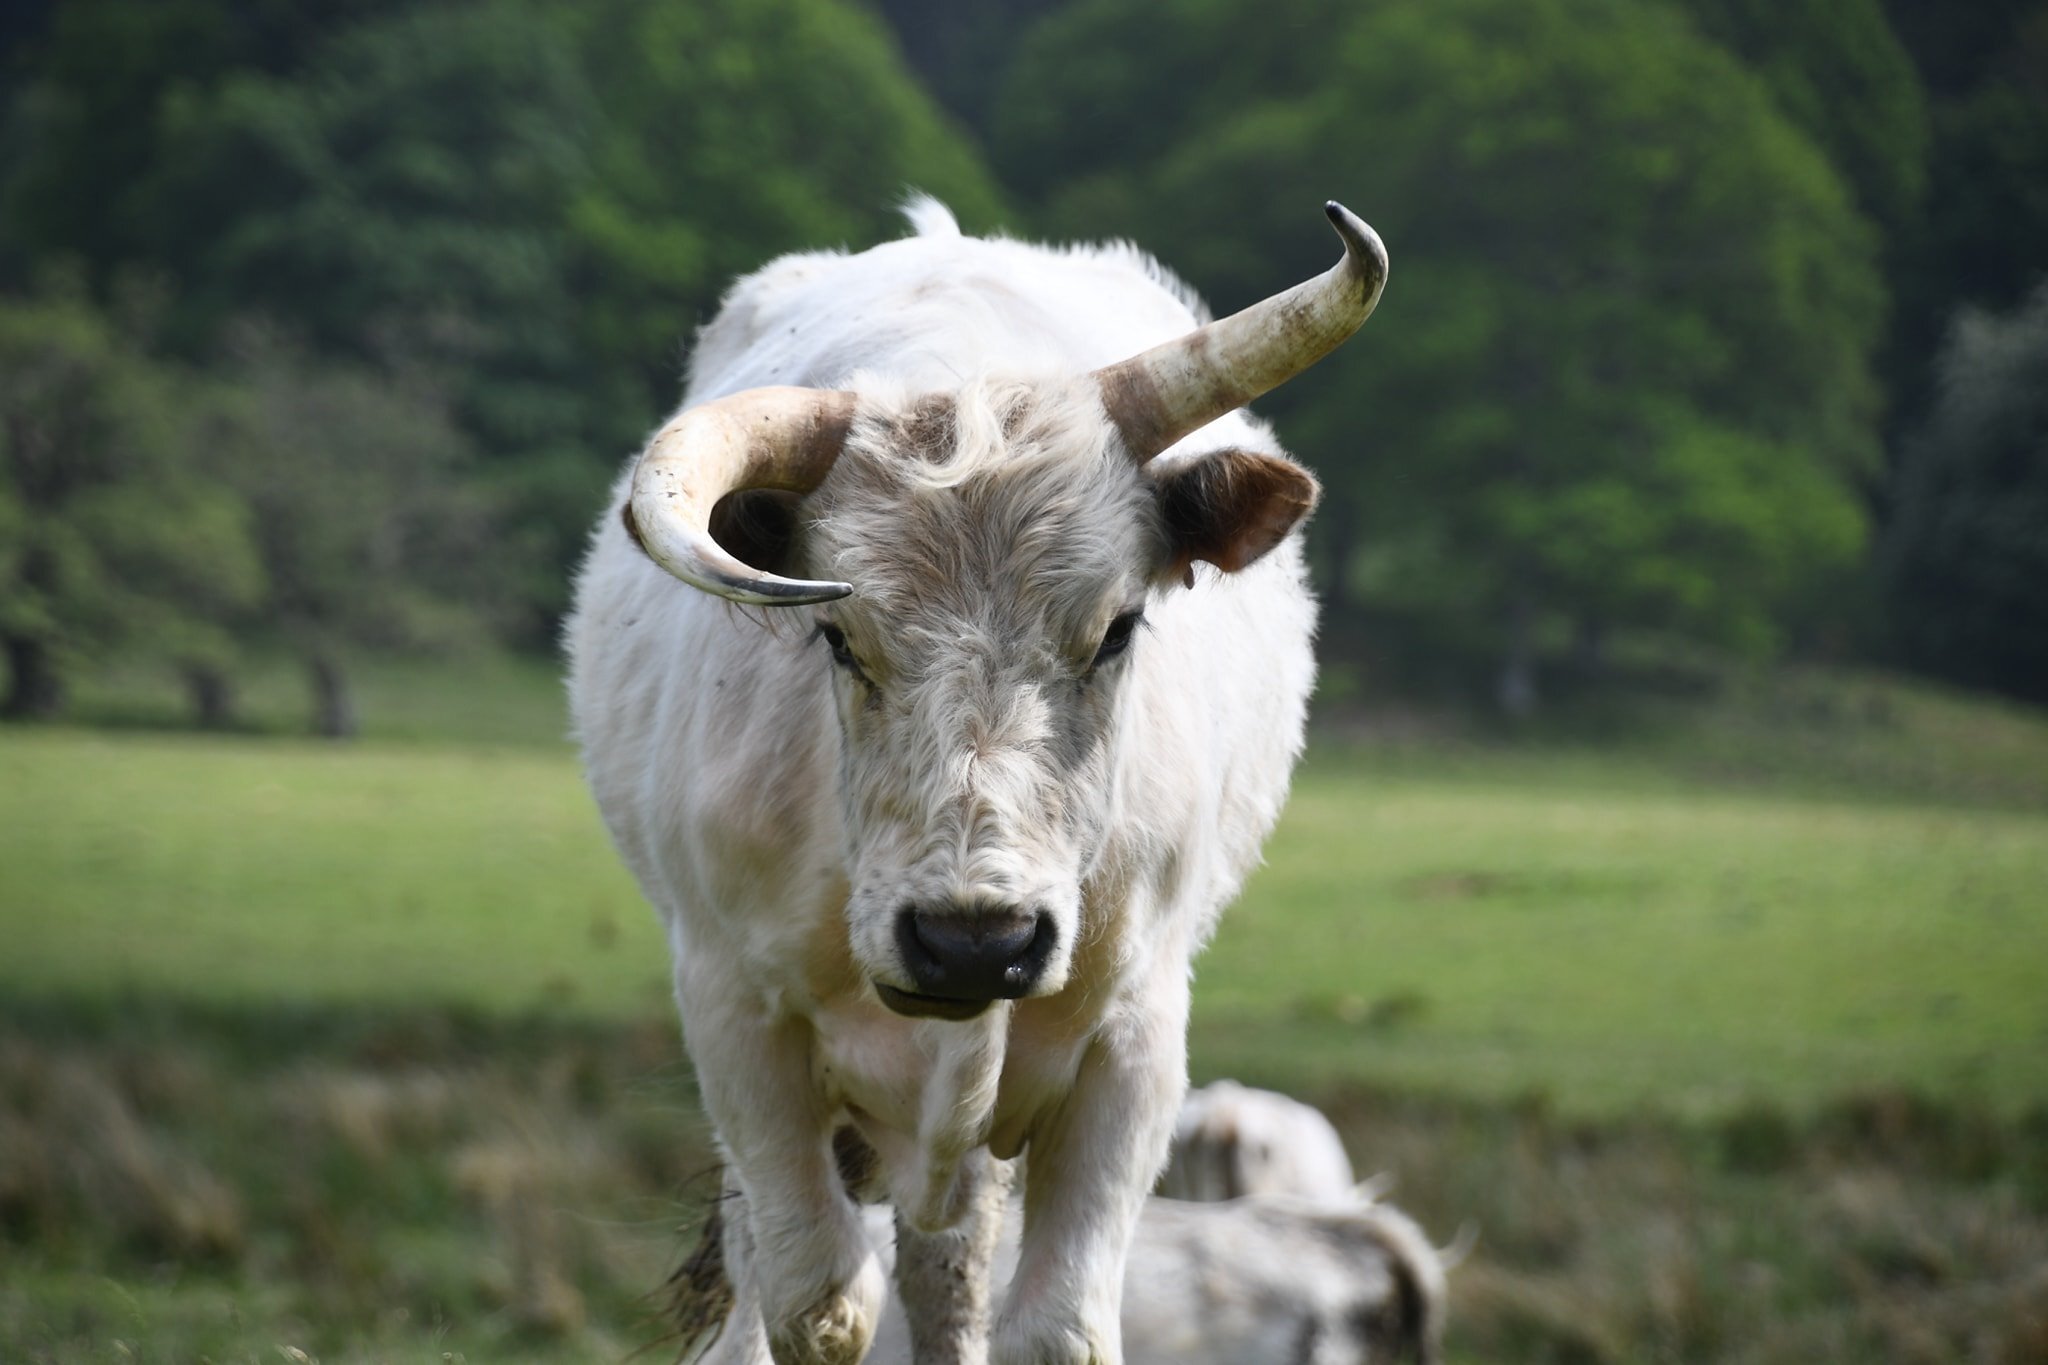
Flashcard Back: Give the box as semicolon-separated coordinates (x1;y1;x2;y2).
876;906;1056;1021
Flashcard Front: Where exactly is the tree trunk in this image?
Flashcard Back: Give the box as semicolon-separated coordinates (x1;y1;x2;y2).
1496;592;1538;719
182;664;238;730
2;633;64;719
308;652;358;739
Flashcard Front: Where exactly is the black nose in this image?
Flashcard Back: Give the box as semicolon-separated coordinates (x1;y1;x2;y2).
896;905;1055;1001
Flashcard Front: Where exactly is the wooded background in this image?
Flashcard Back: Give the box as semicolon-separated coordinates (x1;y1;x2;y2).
3;0;2043;732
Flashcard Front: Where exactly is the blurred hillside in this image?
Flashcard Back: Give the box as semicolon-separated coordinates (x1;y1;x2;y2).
2;0;2043;733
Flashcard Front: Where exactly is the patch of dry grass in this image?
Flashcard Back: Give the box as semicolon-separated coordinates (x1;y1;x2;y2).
0;1004;720;1363
4;1004;2044;1363
1323;1088;2048;1364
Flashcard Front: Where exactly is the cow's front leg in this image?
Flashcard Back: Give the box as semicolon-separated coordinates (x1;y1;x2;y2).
994;987;1189;1365
682;976;885;1365
893;1148;1013;1365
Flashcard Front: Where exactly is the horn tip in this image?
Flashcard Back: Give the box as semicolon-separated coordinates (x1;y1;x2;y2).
1324;200;1389;293
723;576;853;607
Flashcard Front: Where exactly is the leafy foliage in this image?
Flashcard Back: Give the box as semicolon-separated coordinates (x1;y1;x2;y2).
0;0;1008;640
206;337;512;734
0;289;262;716
556;0;1006;422
999;0;1883;703
1675;0;1929;232
0;0;2041;719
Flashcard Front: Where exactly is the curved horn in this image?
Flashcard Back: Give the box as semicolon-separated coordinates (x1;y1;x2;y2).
625;386;857;605
1095;201;1388;462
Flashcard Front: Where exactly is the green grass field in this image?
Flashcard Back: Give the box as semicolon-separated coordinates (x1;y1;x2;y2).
5;662;2048;1363
6;683;2046;1115
1200;756;2048;1114
0;728;665;1021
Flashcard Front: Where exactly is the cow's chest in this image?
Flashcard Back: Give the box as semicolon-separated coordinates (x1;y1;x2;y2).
806;993;1098;1164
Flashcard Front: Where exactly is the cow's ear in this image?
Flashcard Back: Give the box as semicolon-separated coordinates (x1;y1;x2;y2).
1149;448;1319;586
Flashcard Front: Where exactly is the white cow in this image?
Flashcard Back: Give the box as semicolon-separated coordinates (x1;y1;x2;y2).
567;198;1387;1364
682;1176;1448;1365
1160;1079;1360;1203
861;1190;1447;1365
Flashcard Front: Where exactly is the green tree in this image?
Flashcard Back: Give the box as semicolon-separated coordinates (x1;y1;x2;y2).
997;0;1883;712
2;0;1011;635
1883;284;2048;702
132;1;612;630
0;289;262;719
552;0;1009;616
1673;0;1928;233
0;0;418;295
210;338;509;738
992;0;1329;206
559;0;1007;404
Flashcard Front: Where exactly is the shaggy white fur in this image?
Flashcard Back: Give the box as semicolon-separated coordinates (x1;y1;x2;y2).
567;202;1323;1365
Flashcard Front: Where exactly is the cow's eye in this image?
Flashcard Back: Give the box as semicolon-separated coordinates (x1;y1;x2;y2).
815;621;868;681
1090;610;1145;670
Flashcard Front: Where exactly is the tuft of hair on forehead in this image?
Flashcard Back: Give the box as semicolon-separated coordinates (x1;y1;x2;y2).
810;375;1152;629
938;379;1108;490
829;372;1121;489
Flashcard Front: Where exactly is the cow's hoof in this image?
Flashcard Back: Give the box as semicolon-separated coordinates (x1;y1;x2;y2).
992;1318;1113;1365
765;1261;885;1365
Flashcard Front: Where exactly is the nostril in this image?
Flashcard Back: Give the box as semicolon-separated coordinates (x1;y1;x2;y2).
1004;912;1055;991
896;905;1056;1000
896;906;940;978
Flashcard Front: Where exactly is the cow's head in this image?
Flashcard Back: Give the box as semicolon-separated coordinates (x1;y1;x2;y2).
623;204;1386;1020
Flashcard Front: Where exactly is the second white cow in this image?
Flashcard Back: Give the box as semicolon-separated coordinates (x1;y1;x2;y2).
1160;1079;1361;1203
